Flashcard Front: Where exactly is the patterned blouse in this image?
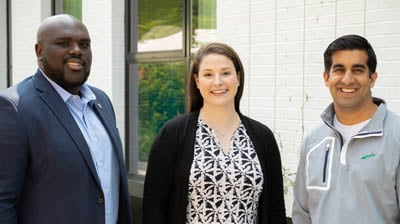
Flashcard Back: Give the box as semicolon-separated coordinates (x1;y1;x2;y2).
186;118;264;224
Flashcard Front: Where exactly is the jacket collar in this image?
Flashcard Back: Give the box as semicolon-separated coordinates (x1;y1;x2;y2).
321;97;386;135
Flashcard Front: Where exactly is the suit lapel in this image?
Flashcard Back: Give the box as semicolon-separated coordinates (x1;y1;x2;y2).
90;99;125;171
32;71;102;186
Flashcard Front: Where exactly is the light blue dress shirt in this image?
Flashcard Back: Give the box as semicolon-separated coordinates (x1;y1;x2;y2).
41;71;120;224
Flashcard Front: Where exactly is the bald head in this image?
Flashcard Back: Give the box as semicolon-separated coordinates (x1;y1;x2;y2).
37;14;87;43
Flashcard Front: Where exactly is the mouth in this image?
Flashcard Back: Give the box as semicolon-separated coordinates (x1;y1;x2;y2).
65;59;83;71
211;89;228;95
340;88;355;93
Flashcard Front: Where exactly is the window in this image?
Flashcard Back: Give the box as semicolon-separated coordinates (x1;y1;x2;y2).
127;0;216;176
137;62;185;174
137;0;183;52
54;0;82;19
191;0;217;50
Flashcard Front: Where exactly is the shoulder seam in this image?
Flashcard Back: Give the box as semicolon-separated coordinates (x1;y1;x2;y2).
0;85;20;112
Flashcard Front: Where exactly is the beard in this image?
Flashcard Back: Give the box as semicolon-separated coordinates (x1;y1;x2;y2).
41;57;90;92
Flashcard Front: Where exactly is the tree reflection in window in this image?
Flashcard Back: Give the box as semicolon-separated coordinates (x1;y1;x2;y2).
138;62;185;161
138;0;183;52
62;0;82;20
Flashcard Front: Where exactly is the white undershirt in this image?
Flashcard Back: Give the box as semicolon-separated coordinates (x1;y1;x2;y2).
333;115;371;142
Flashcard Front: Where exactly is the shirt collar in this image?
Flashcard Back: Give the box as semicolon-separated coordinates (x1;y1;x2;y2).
39;68;96;103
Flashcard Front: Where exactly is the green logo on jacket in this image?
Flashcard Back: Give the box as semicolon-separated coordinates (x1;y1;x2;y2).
360;153;376;160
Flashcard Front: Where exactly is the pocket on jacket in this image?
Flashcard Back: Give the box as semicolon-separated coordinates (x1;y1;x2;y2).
306;137;335;190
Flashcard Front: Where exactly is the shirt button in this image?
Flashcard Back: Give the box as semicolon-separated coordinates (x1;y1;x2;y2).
97;197;104;204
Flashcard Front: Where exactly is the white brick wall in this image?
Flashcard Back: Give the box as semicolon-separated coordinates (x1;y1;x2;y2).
218;0;400;215
11;0;42;83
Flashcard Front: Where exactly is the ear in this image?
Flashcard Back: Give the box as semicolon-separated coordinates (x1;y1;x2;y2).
194;74;199;87
369;72;378;88
35;43;43;60
323;71;329;86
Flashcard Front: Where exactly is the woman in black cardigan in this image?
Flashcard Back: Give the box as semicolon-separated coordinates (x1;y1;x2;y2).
143;42;286;224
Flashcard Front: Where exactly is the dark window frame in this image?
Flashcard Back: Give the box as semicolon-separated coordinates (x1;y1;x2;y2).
54;0;63;14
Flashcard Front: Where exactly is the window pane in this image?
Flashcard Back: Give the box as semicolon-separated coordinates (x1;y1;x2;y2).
63;0;82;20
138;62;185;174
137;0;183;52
191;0;216;51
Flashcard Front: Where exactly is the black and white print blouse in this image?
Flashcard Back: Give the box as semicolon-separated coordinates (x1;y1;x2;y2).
186;118;264;224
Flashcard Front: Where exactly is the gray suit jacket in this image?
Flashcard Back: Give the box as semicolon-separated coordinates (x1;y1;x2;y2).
0;70;132;224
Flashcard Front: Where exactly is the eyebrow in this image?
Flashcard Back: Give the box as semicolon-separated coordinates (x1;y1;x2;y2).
54;37;91;42
201;67;232;72
352;64;366;69
221;67;232;70
331;63;366;69
332;64;344;69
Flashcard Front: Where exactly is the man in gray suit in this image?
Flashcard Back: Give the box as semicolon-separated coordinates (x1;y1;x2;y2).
0;14;132;224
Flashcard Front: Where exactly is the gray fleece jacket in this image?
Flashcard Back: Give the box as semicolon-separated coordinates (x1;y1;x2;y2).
292;98;400;224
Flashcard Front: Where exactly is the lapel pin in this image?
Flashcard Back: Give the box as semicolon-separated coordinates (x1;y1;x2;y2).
97;103;102;109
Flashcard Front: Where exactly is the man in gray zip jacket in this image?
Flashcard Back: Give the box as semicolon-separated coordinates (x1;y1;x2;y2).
292;34;400;224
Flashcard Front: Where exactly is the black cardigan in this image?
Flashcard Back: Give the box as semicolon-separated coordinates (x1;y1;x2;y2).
143;110;286;224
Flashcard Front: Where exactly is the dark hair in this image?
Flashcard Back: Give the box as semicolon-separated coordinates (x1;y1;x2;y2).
323;34;377;76
187;42;245;113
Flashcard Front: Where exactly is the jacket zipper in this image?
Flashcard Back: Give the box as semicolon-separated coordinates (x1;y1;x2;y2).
323;144;330;183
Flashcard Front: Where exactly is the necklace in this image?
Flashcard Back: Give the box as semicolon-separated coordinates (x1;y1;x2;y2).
199;116;241;155
212;127;232;139
201;117;241;139
200;114;241;138
199;110;241;139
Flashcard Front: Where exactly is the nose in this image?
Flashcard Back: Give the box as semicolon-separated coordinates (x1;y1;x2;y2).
341;70;354;85
214;73;223;85
68;43;82;55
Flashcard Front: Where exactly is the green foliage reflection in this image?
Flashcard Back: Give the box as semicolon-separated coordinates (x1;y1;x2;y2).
63;0;82;20
138;63;185;161
138;0;183;40
192;0;216;30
